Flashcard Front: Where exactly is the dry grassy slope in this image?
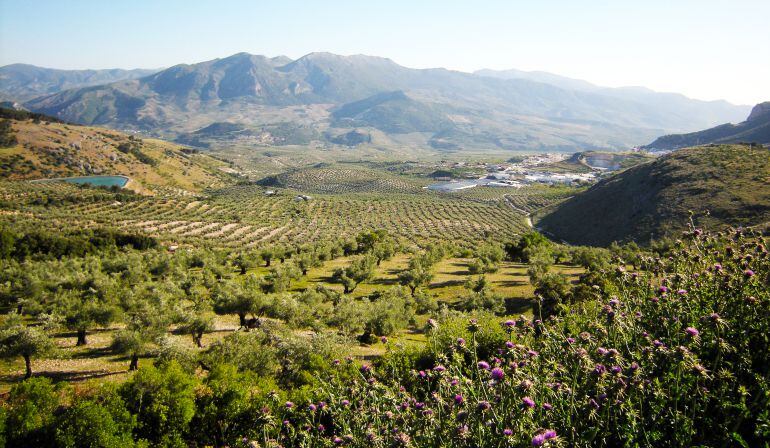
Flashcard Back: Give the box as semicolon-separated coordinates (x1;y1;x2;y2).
0;118;235;193
538;144;770;246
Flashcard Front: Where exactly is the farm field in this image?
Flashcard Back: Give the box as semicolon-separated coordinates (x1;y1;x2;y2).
0;250;582;392
0;163;576;250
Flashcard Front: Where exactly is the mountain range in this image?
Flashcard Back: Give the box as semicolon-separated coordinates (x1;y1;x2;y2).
644;101;770;150
0;64;158;102
2;53;752;152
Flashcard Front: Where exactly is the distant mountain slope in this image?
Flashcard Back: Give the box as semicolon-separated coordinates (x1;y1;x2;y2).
331;91;454;133
644;102;770;150
476;68;750;129
538;144;770;246
0;64;158;102
0;108;234;193
20;52;751;152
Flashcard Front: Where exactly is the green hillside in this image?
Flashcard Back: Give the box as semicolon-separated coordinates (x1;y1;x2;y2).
538;144;770;245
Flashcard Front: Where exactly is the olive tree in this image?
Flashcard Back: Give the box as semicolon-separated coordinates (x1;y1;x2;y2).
0;313;55;378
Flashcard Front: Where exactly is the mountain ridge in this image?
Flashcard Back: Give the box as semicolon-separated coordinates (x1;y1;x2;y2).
14;53;751;152
644;101;770;150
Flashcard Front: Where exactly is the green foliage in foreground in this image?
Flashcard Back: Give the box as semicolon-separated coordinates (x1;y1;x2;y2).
0;227;768;447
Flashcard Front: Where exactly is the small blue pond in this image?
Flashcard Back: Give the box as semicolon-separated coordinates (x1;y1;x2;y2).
34;175;129;188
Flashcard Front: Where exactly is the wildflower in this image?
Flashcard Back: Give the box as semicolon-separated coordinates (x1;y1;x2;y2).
532;434;546;446
542;402;553;410
285;401;294;409
527;350;539;358
332;359;341;366
544;430;557;440
360;364;372;374
594;364;607;376
454;394;464;405
597;347;608;356
380;336;388;344
504;428;513;436
685;327;699;337
566;337;575;344
505;341;514;348
477;361;491;370
308;404;317;411
744;269;755;278
677;289;687;295
659;285;669;294
333;437;344;444
490;367;505;381
477;400;491;411
318;424;325;432
341;399;350;406
713;263;723;272
433;365;446;372
522;396;535;409
456;337;466;347
467;319;479;333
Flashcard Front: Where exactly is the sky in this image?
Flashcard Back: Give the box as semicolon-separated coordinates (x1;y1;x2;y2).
1;0;768;105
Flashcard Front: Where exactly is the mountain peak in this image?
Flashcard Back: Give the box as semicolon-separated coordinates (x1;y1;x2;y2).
747;101;770;122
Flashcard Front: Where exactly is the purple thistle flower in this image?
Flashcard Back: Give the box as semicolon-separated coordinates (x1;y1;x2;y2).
490;367;505;381
544;429;557;439
341;399;350;406
505;341;515;348
333;437;344;444
433;365;446;372
477;400;491;411
380;336;388;344
744;269;755;278
522;396;535;409
308;404;317;411
318;424;325;432
714;263;723;272
360;364;372;374
659;285;669;294
285;401;294;409
454;394;464;405
527;350;539;358
677;289;687;295
542;402;553;410
532;434;546;446
504;428;513;436
477;361;491;370
456;337;466;347
685;327;699;337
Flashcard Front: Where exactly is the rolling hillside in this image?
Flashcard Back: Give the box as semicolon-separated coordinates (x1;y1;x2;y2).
644;101;770;150
21;52;750;152
538;144;770;245
0;108;235;193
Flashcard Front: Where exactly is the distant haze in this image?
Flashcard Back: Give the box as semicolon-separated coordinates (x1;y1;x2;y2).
1;0;768;105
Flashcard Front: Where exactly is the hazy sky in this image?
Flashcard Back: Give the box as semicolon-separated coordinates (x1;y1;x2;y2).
1;0;768;105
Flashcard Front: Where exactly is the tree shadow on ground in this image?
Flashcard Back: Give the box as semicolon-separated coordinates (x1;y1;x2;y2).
505;297;533;315
429;279;465;289
0;369;128;384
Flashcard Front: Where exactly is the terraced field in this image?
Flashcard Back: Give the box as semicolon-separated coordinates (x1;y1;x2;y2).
261;165;430;194
1;184;540;249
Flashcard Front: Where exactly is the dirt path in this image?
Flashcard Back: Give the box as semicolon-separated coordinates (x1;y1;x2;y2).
503;196;533;228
